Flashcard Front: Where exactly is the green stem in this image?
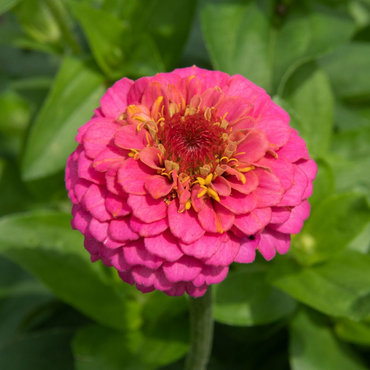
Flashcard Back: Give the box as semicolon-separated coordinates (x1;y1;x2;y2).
43;0;81;54
185;286;214;370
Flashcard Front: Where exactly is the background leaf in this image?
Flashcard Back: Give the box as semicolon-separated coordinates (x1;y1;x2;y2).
269;251;370;320
22;56;105;180
0;212;142;330
282;62;334;157
289;308;367;370
213;261;296;326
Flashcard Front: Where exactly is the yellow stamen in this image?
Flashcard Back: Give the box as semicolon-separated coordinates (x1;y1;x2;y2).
197;186;208;198
204;173;213;185
185;199;192;210
145;132;151;147
238;165;255;173
207;187;220;202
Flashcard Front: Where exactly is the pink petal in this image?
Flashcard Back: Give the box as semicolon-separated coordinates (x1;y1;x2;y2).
234;235;260;263
164;282;186;297
136;284;155;294
186;283;208;297
131;266;172;291
197;199;222;234
103;237;124;250
278;165;308;207
145;175;174;199
191;185;205;212
263;100;290;123
100;77;134;117
234;207;272;236
127;77;150;105
168;200;205;244
219;191;257;215
192;265;229;287
258;228;291;260
84;238;100;254
109;216;140;242
270;200;310;234
117;158;156;195
179;233;223;259
144;229;183;262
88;218;108;242
105;192;131;218
114;125;148;150
105;164;126;196
118;270;135;285
297;159;317;181
270;207;291;224
78;151;106;184
83;121;118;158
216;97;252;123
214;202;235;232
203;234;240;266
82;184;111;222
201;87;224;109
111;253;131;272
139;147;163;169
258;157;294;191
255;116;291;148
141;81;167;109
211;176;231;196
65;155;79;203
226;75;270;117
226;171;259;195
93;145;127;172
130;216;169;238
163;256;203;283
277;133;309;162
123;239;163;270
254;168;284;207
236;129;270;163
74;179;90;203
71;205;91;233
127;194;167;223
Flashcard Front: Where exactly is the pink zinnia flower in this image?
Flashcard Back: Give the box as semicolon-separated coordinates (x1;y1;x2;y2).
65;66;317;297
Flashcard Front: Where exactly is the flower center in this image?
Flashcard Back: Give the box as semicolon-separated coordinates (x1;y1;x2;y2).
158;111;228;174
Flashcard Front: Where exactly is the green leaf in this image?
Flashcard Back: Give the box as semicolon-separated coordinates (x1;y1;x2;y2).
0;256;52;344
335;318;370;346
13;0;62;48
73;318;189;370
320;43;370;102
273;1;354;93
200;0;273;91
0;0;23;15
335;101;370;132
213;262;296;326
291;193;370;265
131;0;197;70
0;211;142;330
22;56;105;180
269;251;370;320
101;0;197;70
0;329;75;370
328;128;370;193
201;0;354;94
282;62;334;157
308;159;335;209
68;1;126;77
289;308;367;370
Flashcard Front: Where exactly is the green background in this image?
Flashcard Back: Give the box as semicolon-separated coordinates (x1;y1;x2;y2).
1;0;370;368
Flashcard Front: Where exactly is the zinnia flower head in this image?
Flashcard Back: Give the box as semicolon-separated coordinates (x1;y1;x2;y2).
65;66;317;297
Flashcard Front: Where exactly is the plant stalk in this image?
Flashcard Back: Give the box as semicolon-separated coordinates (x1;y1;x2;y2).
185;286;214;370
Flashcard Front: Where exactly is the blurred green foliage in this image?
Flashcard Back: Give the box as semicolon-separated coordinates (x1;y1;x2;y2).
0;0;370;369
